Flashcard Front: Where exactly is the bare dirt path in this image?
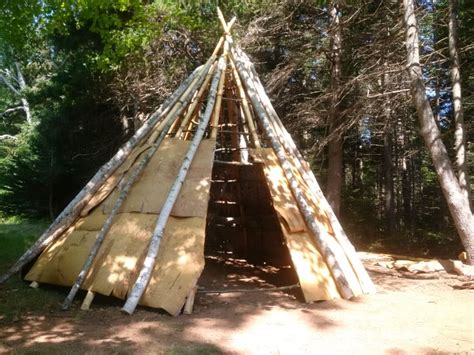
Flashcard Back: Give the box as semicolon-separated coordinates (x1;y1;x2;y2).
1;253;473;354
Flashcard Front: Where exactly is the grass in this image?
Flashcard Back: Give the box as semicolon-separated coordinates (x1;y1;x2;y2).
0;217;67;322
0;216;48;269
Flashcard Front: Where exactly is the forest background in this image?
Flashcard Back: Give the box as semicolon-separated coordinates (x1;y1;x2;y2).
0;0;472;259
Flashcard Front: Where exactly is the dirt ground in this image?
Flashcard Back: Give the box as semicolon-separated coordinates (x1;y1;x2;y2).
0;252;473;354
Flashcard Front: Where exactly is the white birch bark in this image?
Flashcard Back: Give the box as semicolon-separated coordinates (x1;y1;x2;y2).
233;51;359;299
61;104;187;309
0;65;204;284
403;0;474;265
232;48;376;294
121;57;226;315
0;63;31;125
326;4;343;216
15;62;31;125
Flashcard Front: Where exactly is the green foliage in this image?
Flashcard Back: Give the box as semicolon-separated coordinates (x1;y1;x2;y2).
0;0;43;60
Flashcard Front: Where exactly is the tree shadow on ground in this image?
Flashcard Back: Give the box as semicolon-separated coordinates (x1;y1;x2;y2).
1;253;472;354
0;256;345;354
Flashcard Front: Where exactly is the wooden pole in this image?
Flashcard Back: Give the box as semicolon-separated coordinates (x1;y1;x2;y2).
176;62;218;138
0;65;204;285
233;51;360;299
234;48;375;295
183;116;197;141
121;57;226;315
217;8;236;34
238;105;251;162
147;34;225;143
80;291;95;310
229;58;261;148
217;7;228;32
61;108;184;310
227;86;240;161
60;58;220;309
210;44;229;139
147;63;210;144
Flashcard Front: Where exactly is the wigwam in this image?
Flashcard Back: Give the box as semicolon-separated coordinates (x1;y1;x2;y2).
0;11;375;316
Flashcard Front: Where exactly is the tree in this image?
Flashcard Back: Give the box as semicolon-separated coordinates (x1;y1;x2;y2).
403;0;474;264
448;0;471;210
0;62;32;126
326;3;343;216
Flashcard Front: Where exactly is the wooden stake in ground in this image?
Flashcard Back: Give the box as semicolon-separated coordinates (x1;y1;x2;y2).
80;291;95;311
121;57;226;315
0;65;204;285
183;286;197;315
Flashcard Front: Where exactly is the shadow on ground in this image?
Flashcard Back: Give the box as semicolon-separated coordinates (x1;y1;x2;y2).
0;256;342;354
1;253;472;354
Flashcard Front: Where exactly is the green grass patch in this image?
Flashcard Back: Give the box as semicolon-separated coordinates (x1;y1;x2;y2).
0;217;68;322
0;217;48;269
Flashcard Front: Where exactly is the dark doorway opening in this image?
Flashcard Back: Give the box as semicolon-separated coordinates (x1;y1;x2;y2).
199;160;302;298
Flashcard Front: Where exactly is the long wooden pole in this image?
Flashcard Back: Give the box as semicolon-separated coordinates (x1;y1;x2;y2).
61;109;187;310
228;59;261;148
121;57;226;315
210;43;229;139
59;56;224;309
147;63;209;144
176;62;218;138
0;65;204;285
233;48;375;295
232;51;360;299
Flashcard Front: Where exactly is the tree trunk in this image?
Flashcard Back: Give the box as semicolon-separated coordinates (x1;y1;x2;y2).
448;0;471;210
403;0;474;264
15;63;32;125
402;156;411;230
0;63;32;125
384;121;396;235
326;4;343;217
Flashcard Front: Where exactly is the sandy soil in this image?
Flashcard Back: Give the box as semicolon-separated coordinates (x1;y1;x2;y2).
0;253;473;354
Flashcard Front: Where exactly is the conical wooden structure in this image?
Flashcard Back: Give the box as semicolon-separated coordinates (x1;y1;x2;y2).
1;13;375;316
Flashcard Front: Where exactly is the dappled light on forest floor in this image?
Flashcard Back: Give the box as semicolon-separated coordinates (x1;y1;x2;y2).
1;254;473;354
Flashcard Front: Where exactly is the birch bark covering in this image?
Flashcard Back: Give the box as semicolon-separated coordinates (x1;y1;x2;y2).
121;57;226;315
62;57;216;309
233;48;375;295
403;0;474;265
62;111;183;309
0;66;204;284
233;52;360;299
